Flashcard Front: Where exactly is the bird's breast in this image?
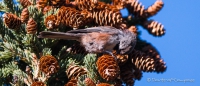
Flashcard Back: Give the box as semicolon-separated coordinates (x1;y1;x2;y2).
81;32;116;53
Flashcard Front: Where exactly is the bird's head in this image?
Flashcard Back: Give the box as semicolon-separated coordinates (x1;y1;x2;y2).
117;30;137;54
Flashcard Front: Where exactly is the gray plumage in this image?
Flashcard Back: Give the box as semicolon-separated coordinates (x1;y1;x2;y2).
38;26;137;55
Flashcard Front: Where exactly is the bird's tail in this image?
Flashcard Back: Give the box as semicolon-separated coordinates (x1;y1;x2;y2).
38;31;83;41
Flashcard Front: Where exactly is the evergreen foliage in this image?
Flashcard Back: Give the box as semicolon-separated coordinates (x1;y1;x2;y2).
0;0;167;85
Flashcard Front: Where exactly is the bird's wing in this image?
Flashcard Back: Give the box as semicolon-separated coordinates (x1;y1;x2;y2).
67;26;120;35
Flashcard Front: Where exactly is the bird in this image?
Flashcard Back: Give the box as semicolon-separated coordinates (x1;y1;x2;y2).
38;26;137;56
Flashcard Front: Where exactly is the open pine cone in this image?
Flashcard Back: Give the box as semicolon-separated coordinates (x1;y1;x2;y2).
55;6;88;29
130;50;155;72
31;81;46;86
91;9;123;28
136;40;161;60
128;25;138;35
142;20;165;36
50;0;66;8
96;83;112;86
64;7;88;28
55;6;67;26
84;78;95;86
113;50;129;65
96;54;120;81
112;0;126;9
2;13;21;30
135;40;167;73
126;0;146;18
66;64;87;79
80;9;93;24
21;8;29;23
26;18;37;34
43;6;53;14
19;0;32;8
75;0;98;10
64;79;77;86
154;58;166;73
119;61;135;86
133;68;143;80
39;55;60;75
44;15;58;30
146;0;164;17
95;1;119;11
36;0;48;9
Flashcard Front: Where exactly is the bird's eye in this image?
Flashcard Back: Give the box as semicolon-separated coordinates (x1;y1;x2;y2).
123;41;125;43
89;42;93;45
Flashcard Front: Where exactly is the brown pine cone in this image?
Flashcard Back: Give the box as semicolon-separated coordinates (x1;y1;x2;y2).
39;55;60;75
120;70;135;86
91;9;123;28
128;25;138;36
114;79;123;86
21;8;29;23
56;6;67;26
43;6;53;15
146;0;164;17
126;0;146;18
99;0;112;3
50;0;66;8
66;64;87;79
154;58;166;73
44;15;58;29
26;18;37;34
66;43;88;55
19;0;32;8
142;20;165;36
130;50;155;72
56;6;87;29
85;78;95;86
64;79;77;86
112;0;126;9
95;1;119;11
2;13;21;30
31;81;46;86
80;9;93;24
36;0;48;9
96;54;120;81
133;67;142;80
119;60;135;86
65;0;70;4
64;7;86;28
113;50;129;65
135;40;167;73
96;83;112;86
138;42;161;60
75;0;98;10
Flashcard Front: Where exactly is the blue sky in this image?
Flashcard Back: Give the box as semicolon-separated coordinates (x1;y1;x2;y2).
120;0;200;86
1;0;200;86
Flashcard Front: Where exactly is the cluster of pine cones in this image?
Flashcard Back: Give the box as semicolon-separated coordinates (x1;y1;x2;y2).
3;0;165;36
1;0;167;86
67;44;166;86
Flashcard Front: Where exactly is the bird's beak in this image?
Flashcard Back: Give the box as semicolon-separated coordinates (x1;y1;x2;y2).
117;49;126;55
118;45;133;55
116;49;120;54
